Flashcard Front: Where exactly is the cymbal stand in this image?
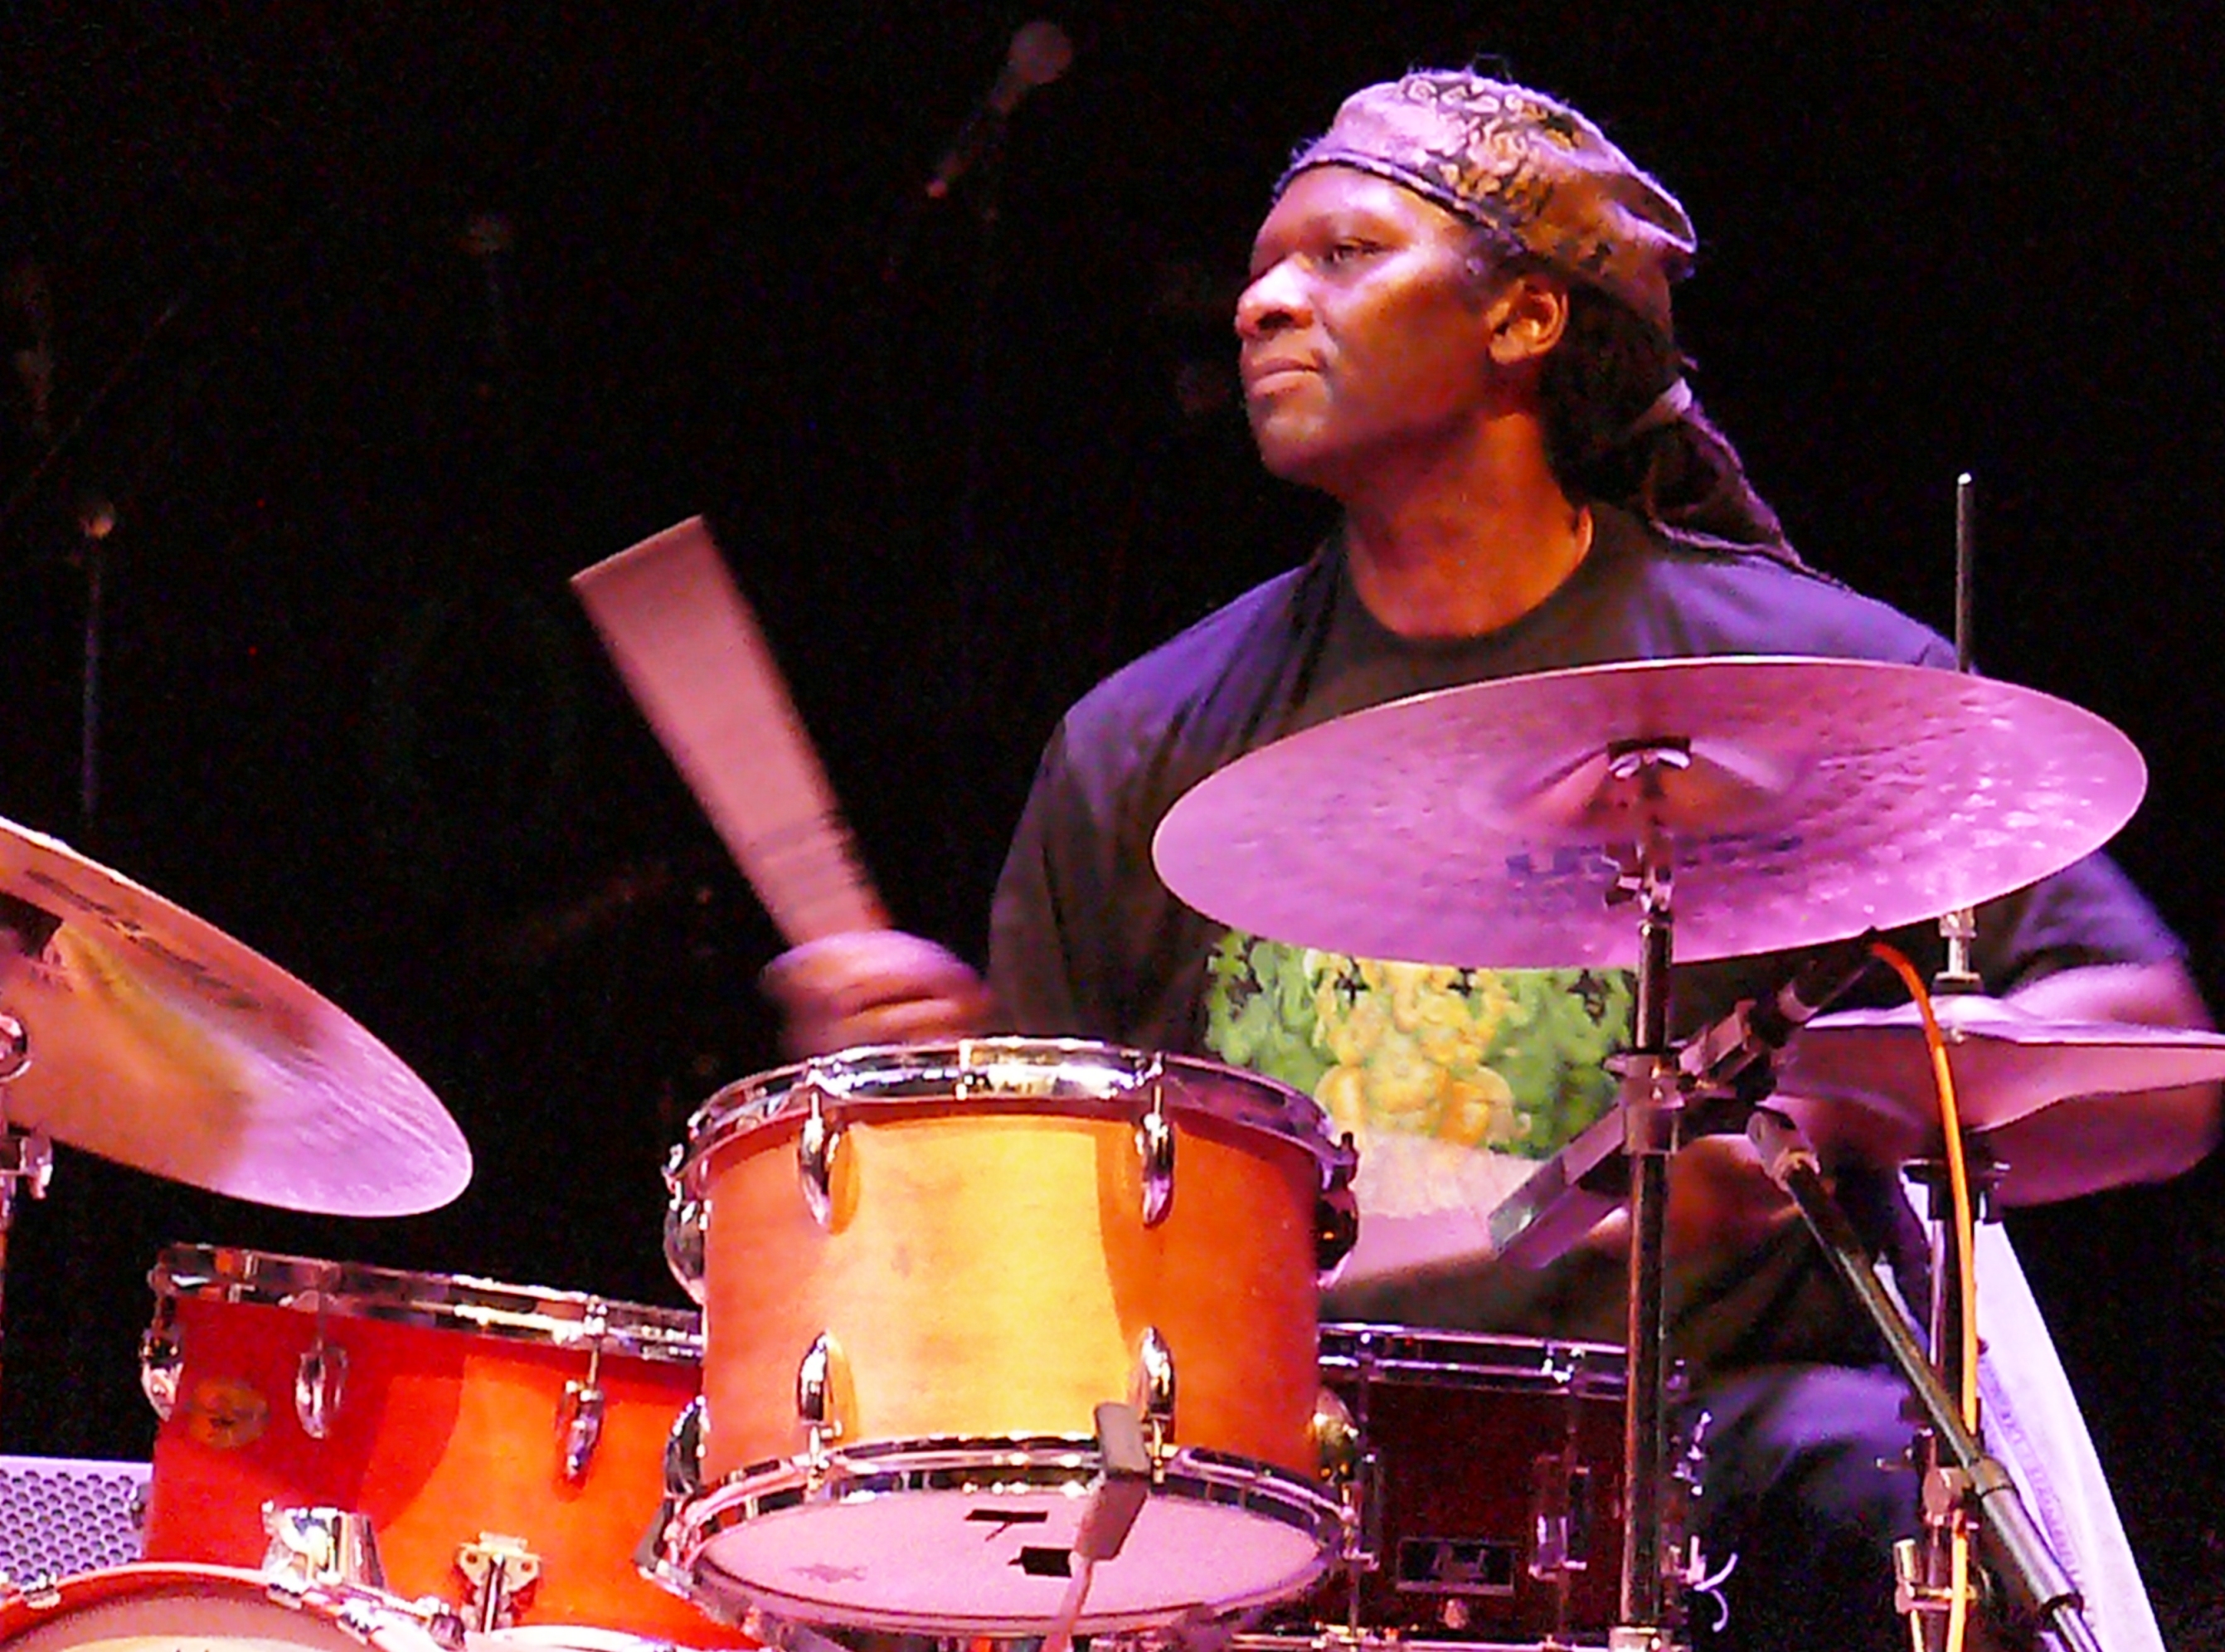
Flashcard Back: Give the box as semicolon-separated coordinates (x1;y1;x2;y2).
1904;469;1992;1640
1746;1111;2099;1652
0;1013;54;1411
1601;750;1687;1651
1897;1149;2004;1649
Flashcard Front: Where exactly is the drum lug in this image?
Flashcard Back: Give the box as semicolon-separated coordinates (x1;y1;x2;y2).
454;1532;543;1632
1135;1096;1175;1227
663;1140;708;1303
294;1333;347;1441
138;1298;182;1421
647;1393;710;1595
1528;1452;1595;1581
664;1392;709;1499
559;1378;606;1482
796;1086;843;1229
1316;1181;1360;1282
1315;1130;1361;1280
1309;1383;1360;1483
1133;1325;1176;1460
262;1502;389;1593
797;1330;848;1470
557;1302;610;1483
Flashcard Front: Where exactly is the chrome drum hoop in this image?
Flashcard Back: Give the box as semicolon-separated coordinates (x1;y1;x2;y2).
656;1435;1348;1635
148;1243;702;1365
667;1037;1357;1205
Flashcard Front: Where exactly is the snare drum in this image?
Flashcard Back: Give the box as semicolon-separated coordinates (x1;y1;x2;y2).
139;1246;749;1646
657;1038;1359;1636
1256;1324;1660;1650
0;1563;446;1651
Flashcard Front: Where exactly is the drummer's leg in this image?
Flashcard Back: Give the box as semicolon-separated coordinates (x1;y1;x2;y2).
1683;1363;1917;1652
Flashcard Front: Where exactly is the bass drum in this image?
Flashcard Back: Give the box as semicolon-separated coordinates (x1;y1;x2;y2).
658;1038;1359;1637
0;1564;446;1652
139;1246;747;1647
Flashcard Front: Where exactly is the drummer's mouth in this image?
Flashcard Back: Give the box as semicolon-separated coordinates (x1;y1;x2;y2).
1243;356;1323;396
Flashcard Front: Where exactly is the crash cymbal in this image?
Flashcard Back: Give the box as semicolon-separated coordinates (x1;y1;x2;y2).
1777;995;2225;1135
1154;657;2145;969
0;815;470;1215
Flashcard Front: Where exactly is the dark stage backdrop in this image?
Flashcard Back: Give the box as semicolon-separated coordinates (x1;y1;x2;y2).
2;3;2220;1639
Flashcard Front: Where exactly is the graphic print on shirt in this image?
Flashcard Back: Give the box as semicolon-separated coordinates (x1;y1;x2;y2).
1202;930;1633;1225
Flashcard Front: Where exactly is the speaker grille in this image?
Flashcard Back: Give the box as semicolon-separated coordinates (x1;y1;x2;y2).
0;1455;148;1583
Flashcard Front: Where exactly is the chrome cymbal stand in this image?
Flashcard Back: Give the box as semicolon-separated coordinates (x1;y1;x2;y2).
1898;1146;2004;1648
1746;1110;2100;1652
0;1011;54;1411
1601;750;1688;1652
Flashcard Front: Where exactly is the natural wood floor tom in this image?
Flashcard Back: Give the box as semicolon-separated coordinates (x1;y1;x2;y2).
658;1039;1358;1635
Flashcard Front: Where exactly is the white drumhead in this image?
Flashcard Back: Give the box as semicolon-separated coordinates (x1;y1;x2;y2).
688;1482;1330;1633
3;1568;440;1652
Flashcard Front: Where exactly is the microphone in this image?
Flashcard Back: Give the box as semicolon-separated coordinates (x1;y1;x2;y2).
924;20;1074;201
1678;929;1879;1107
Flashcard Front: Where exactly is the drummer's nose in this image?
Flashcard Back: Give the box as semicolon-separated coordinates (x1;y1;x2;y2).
1236;259;1312;340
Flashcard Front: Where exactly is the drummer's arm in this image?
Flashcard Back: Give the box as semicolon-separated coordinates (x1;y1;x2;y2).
1782;956;2222;1205
1980;957;2221;1204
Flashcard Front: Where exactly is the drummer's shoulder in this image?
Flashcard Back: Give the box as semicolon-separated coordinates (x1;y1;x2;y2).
1627;514;1950;666
1058;561;1320;746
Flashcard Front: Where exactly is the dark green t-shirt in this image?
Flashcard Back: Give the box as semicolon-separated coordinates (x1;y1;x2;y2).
988;509;2177;1380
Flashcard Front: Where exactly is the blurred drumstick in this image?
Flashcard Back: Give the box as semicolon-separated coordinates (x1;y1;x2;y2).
571;517;887;944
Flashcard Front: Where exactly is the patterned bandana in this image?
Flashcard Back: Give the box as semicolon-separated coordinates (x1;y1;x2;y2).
1278;70;1696;337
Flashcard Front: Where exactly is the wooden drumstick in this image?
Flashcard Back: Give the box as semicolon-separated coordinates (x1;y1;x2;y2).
571;517;887;945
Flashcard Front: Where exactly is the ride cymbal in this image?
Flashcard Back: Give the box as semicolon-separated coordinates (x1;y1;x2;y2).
0;815;470;1215
1154;657;2145;969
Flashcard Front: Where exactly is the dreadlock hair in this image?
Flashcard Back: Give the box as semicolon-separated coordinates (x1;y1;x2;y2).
1461;229;1812;567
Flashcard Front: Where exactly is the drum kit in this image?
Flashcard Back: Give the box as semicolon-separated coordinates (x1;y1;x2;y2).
2;654;2224;1652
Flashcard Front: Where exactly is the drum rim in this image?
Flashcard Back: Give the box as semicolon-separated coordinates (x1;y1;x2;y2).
1318;1322;1631;1386
669;1037;1354;1198
0;1562;445;1644
658;1433;1343;1635
148;1243;702;1362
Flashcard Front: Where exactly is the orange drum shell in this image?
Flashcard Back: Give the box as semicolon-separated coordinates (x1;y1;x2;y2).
697;1105;1322;1483
143;1295;748;1645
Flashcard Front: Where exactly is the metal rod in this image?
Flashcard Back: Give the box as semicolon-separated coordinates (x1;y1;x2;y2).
1937;473;1981;994
1954;473;1976;675
1616;848;1678;1638
1749;1111;2101;1652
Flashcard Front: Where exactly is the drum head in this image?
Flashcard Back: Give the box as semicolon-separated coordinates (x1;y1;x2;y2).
1;1566;440;1652
673;1444;1340;1634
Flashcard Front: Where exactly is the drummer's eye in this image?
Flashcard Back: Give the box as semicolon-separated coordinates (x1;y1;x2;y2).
1320;238;1382;267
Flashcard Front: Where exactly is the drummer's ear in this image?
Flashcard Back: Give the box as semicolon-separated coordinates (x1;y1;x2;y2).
1484;271;1570;367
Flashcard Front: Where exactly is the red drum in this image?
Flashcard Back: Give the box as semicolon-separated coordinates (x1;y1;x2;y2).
657;1039;1358;1637
1256;1325;1657;1650
0;1564;447;1651
139;1246;749;1647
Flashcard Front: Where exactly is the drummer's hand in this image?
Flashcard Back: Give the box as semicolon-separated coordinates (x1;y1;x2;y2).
1576;1135;1798;1260
760;929;998;1058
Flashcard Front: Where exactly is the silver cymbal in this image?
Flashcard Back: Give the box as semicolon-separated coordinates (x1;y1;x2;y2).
1153;657;2146;969
1779;995;2225;1135
0;814;470;1215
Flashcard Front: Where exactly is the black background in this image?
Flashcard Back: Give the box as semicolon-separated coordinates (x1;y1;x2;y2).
2;4;2221;1639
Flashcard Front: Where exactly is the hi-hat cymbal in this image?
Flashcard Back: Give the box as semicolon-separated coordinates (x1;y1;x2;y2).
0;815;470;1215
1153;658;2145;969
1778;996;2225;1135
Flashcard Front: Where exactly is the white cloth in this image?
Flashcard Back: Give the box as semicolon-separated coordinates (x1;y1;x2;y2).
1897;1206;2164;1652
